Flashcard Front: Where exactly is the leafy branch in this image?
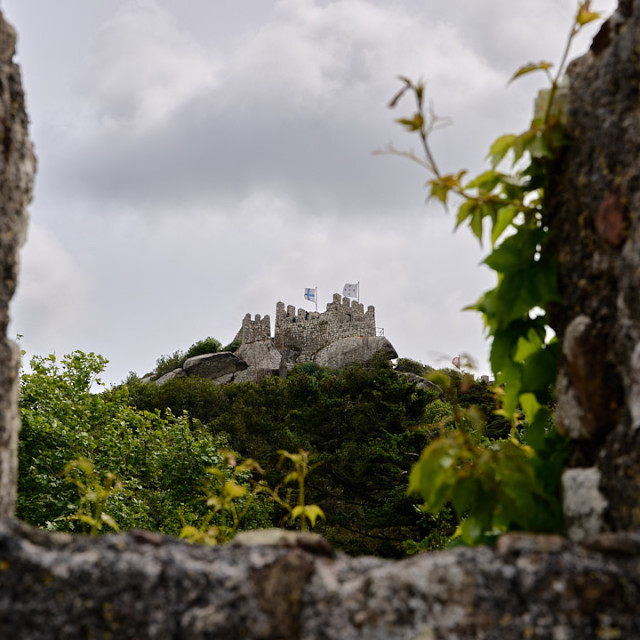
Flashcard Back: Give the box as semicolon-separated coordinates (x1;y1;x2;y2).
264;449;325;532
392;2;603;544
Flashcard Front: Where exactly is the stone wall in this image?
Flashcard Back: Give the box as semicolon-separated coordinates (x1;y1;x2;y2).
242;293;376;362
545;0;640;535
240;313;272;344
1;523;639;639
0;12;35;518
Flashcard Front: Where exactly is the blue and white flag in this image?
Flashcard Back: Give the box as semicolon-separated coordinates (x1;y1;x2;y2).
342;282;359;299
304;288;317;303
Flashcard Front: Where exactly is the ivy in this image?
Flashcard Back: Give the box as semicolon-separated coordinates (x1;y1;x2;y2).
389;1;602;544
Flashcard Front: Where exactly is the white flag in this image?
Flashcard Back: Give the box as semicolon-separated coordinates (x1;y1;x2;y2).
304;288;316;303
342;282;358;299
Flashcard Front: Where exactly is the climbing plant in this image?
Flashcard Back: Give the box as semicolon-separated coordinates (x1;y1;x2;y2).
390;2;603;544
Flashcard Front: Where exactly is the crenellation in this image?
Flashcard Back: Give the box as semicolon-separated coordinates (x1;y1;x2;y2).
240;293;378;364
241;313;271;344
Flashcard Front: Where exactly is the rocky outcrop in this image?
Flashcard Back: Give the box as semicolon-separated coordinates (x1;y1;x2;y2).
314;336;398;369
156;296;399;385
153;367;187;385
182;351;248;379
235;341;283;371
0;12;35;518
152;352;249;385
397;371;442;394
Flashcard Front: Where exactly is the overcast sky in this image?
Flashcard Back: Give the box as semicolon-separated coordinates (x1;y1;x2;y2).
3;0;615;384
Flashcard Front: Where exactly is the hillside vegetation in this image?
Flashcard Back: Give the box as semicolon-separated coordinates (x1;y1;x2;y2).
16;343;527;557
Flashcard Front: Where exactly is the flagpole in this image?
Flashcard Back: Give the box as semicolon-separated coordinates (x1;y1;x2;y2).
357;281;360;303
315;286;318;312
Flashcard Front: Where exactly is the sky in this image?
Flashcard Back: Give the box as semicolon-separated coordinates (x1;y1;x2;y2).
2;0;616;385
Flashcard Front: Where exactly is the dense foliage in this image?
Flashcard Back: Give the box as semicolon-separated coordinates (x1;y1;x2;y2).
16;346;499;557
126;355;446;556
17;352;272;536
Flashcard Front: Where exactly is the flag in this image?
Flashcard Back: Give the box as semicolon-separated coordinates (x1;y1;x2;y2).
304;288;316;303
343;282;358;299
452;356;461;369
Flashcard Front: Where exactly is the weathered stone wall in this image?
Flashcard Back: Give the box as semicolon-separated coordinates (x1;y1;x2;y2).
0;11;35;518
240;313;272;344
1;522;639;639
272;293;376;361
545;0;640;535
240;293;377;364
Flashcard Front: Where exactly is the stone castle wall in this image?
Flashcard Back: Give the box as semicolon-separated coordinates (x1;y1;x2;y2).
240;294;376;362
240;313;271;344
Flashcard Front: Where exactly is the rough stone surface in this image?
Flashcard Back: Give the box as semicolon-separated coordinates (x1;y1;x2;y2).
182;351;248;379
545;0;640;531
0;12;35;518
153;367;187;385
314;336;398;369
236;340;283;371
562;467;608;542
233;368;277;384
240;293;384;368
211;372;236;385
397;371;443;394
0;521;638;639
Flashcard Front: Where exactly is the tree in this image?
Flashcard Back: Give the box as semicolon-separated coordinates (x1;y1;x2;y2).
17;351;272;535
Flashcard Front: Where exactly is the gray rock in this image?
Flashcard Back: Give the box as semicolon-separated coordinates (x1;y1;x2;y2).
233;368;277;384
236;341;282;371
562;467;607;542
0;13;36;518
154;368;187;385
397;371;442;394
182;351;247;380
211;372;235;385
314;336;398;369
0;520;638;639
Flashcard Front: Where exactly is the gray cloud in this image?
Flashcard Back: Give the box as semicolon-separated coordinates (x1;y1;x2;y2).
5;0;616;384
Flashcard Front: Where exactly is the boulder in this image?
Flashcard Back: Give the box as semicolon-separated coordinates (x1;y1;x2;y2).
182;352;247;380
233;368;278;384
154;368;187;385
314;336;397;369
235;341;282;371
211;372;235;385
397;371;442;394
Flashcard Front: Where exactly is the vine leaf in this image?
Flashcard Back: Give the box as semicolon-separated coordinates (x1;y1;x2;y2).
487;134;516;168
509;61;553;84
491;205;519;246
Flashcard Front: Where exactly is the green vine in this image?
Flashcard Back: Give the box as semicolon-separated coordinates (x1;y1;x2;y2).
390;2;603;544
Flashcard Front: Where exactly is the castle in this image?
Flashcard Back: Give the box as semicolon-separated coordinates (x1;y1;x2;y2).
239;293;377;362
154;294;395;385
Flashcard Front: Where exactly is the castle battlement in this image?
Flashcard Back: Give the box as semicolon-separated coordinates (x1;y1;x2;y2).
240;313;271;344
240;293;376;363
